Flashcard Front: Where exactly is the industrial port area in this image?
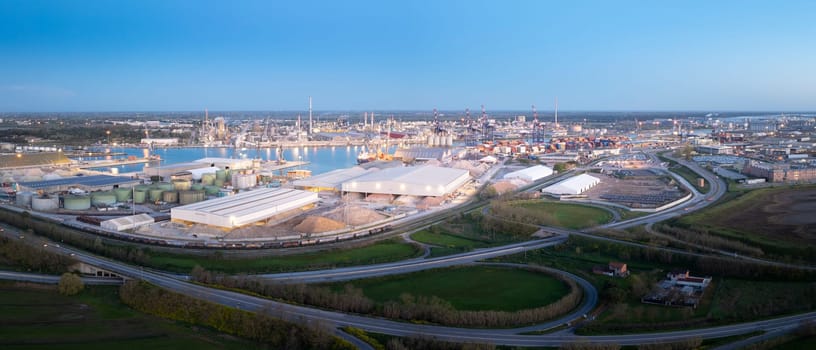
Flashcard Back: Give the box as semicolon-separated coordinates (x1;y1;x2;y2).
5;2;816;349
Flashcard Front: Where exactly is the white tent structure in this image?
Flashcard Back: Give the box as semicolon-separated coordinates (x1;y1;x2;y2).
188;167;219;180
171;188;318;228
100;214;155;231
293;167;367;191
542;173;600;195
503;165;554;182
341;165;470;197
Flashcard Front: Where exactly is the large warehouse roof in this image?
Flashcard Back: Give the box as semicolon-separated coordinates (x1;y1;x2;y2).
542;173;600;195
171;188;318;228
194;157;254;170
293;167;367;191
100;214;155;231
18;175;140;192
503;165;554;182
341;165;470;197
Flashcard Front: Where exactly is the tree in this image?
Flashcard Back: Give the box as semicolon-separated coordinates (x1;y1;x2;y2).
58;272;84;295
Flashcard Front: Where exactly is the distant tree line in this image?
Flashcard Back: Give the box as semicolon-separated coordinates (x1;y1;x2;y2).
191;266;582;328
119;280;354;350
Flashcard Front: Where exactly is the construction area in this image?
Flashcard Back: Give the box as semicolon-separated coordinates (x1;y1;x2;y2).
582;169;689;210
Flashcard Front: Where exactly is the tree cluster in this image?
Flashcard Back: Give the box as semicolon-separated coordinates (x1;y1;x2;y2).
58;272;84;295
119;280;353;349
0;235;76;273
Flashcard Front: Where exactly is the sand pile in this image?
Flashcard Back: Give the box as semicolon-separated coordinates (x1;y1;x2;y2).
417;196;445;210
450;160;489;177
294;216;346;233
491;181;518;194
393;195;419;206
325;205;387;226
365;193;393;203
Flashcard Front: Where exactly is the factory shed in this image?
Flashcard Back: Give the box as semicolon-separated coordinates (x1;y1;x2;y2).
341;165;470;197
144;162;208;180
503;165;554;182
17;175;140;192
188;167;220;180
171;188;318;229
542;173;600;195
100;214;155;231
194;157;254;170
293;167;367;192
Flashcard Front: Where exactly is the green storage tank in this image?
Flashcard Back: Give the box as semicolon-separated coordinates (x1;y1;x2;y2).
63;195;91;210
148;189;164;202
114;188;132;202
90;191;116;206
215;169;227;180
191;183;204;191
162;190;178;203
157;182;175;191
133;190;147;204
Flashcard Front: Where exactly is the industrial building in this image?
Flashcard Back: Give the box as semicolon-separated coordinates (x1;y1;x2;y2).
542;173;600;196
293;167;368;192
100;214;155;231
171;188;318;229
144;162;213;180
0;152;72;169
17;175;141;192
503;165;554;182
193;157;254;170
341;165;470;197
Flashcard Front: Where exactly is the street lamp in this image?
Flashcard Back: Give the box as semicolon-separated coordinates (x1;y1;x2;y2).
106;130;111;145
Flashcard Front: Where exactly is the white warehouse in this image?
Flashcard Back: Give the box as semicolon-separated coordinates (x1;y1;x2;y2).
503;165;554;182
171;188;318;229
341;165;470;197
542;173;601;196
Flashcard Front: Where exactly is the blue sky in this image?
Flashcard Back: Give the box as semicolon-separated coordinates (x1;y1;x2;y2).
1;0;815;112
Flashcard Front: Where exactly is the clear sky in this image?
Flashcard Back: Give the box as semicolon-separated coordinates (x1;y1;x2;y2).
1;0;814;112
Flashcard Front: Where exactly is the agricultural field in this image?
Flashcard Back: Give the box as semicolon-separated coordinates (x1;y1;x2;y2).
670;185;816;262
0;282;254;350
327;265;571;312
148;238;422;274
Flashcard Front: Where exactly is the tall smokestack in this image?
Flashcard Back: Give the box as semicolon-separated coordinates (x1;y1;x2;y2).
554;97;559;128
364;112;368;130
308;96;313;135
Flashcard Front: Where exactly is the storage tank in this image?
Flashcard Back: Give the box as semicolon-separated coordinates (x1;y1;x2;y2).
179;190;205;205
201;173;216;185
191;184;204;191
215;170;227;181
32;196;59;211
231;173;257;190
162;190;178;203
148;189;164;202
133;190;147;204
157;182;175;191
213;178;225;187
114;188;132;202
204;185;220;195
172;179;191;191
90;191;116;206
63;195;91;210
427;135;434;146
135;184;151;192
15;191;34;207
170;171;193;181
445;134;453;146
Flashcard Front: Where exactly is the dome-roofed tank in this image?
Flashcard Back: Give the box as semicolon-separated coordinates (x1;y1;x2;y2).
157;182;175;191
15;191;34;207
114;188;132;202
63;195;91;210
191;184;204;191
133;190;147;204
204;185;220;195
172;179;191;191
162;190;178;203
179;190;205;205
215;170;227;180
32;196;59;211
201;173;216;185
90;191;116;206
148;189;163;202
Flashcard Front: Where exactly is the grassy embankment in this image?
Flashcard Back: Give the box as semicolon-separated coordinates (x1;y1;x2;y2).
325;265;570;312
657;152;710;194
0;282;254;350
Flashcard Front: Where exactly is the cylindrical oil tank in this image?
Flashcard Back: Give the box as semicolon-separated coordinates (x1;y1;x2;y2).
215;170;227;180
162;190;178;203
148;189;164;202
32;196;59;211
170;171;193;181
213;178;225;187
231;173;257;190
172;179;191;191
201;173;216;185
179;190;205;205
133;190;147;204
446;134;453;146
135;184;151;192
90;191;116;206
157;182;175;191
204;185;220;195
64;195;91;210
191;183;204;191
114;188;132;202
426;135;434;146
15;191;34;207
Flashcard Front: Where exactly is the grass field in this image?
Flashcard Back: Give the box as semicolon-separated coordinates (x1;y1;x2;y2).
513;201;614;229
411;216;528;257
328;265;570;312
657;152;710;194
147;239;422;274
0;282;254;350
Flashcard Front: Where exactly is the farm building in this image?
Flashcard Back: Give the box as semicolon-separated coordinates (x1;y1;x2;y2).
542;173;600;196
17;175;141;192
293;167;368;192
100;214;155;231
171;188;318;229
503;165;554;182
341;165;470;197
